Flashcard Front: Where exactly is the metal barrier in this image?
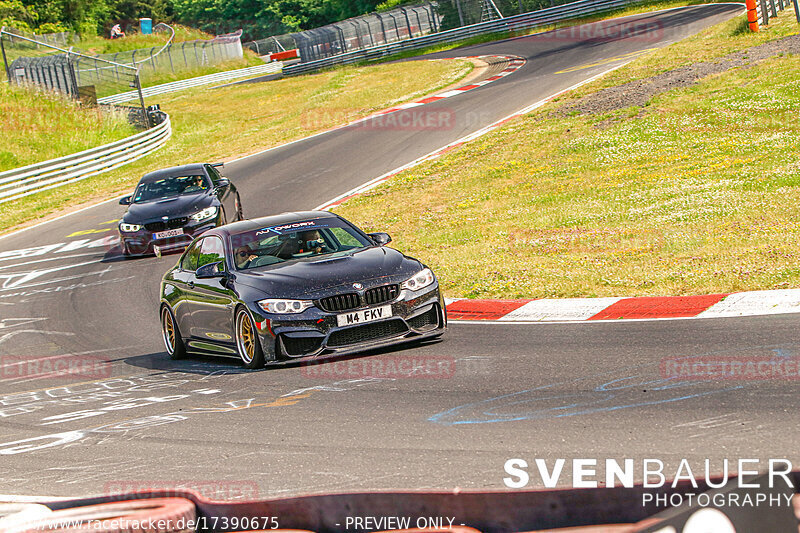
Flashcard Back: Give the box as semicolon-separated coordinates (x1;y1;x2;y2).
98;62;283;105
283;0;678;76
0;113;171;204
245;4;440;61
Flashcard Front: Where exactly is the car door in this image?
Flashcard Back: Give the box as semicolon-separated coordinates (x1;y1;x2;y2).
188;235;237;349
171;240;201;336
205;164;234;221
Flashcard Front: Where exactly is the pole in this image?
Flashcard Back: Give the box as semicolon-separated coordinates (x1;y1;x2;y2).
0;31;12;82
134;71;150;128
745;0;760;31
454;0;466;26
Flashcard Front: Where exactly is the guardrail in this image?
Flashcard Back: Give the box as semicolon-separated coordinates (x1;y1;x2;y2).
0;114;171;204
284;0;668;75
97;62;283;105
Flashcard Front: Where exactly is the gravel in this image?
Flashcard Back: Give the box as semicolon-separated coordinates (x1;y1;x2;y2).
554;33;800;117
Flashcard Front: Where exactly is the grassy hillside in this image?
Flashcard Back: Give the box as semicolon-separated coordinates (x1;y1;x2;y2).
334;14;800;298
0;83;137;172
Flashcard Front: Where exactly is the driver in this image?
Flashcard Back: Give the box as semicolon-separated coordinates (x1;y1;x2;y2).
298;230;328;254
234;245;258;269
185;175;206;192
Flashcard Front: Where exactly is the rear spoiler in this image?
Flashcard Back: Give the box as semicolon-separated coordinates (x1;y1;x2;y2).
210;162;224;168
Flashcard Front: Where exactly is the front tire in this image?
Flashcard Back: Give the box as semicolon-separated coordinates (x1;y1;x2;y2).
235;308;264;369
161;306;186;360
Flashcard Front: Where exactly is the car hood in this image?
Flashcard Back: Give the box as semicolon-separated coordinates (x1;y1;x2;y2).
123;193;215;223
233;246;423;299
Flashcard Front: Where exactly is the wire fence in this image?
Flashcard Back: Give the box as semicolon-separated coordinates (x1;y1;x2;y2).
245;3;441;61
1;27;150;126
86;29;245;83
0;26;76;51
1;24;248;128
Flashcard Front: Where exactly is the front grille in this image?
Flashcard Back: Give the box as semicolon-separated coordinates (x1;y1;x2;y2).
145;217;189;232
365;284;399;306
318;293;360;313
328;319;408;347
282;335;323;357
408;307;439;330
318;284;400;313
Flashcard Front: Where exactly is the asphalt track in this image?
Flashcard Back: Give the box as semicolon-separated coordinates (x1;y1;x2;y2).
4;4;797;501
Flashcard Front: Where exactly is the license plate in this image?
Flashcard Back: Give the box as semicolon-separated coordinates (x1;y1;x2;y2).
337;305;392;327
153;228;183;240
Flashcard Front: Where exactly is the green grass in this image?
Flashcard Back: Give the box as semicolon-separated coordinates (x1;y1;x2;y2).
0;83;137;172
137;56;266;89
0;59;472;232
77;25;217;55
333;14;800;298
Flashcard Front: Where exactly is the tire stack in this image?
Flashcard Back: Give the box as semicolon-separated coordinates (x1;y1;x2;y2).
0;498;195;533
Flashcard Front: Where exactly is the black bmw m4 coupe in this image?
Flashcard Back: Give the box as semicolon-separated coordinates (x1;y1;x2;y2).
118;163;243;256
159;211;446;368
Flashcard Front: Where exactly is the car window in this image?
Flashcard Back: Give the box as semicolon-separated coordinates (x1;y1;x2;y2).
198;236;226;270
205;165;222;185
181;240;201;271
330;227;363;248
230;219;372;270
133;175;209;203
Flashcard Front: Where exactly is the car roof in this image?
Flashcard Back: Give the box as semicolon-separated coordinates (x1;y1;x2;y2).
139;163;208;183
214;211;341;238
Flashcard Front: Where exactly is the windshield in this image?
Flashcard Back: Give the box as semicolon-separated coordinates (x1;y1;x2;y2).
133;174;209;203
230;219;372;270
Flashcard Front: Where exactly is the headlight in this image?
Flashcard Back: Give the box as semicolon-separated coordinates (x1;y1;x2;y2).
119;223;141;232
191;206;218;222
257;299;313;314
401;268;435;291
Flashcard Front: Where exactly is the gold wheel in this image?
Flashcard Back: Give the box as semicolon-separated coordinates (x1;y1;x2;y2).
161;306;185;359
237;311;255;364
162;307;175;354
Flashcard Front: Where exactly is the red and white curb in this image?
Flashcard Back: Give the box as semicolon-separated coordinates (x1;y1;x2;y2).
444;289;800;322
347;55;526;125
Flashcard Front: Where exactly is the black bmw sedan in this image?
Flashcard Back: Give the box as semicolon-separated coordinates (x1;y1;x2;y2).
118;163;243;256
159;211;446;368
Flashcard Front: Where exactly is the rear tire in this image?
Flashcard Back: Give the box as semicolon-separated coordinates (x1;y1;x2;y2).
161;306;186;360
235;308;265;369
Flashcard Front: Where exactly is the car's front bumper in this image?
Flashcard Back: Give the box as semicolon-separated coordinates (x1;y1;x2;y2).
252;284;447;362
119;218;220;256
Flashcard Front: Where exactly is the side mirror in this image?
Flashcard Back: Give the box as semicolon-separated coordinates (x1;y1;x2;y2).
216;177;230;188
196;261;226;279
369;232;392;246
119;195;132;205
